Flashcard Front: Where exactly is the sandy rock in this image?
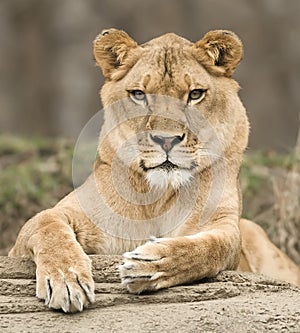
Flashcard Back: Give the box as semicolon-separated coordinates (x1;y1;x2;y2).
0;255;299;332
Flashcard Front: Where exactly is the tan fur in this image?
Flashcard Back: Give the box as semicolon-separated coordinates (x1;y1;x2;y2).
238;219;300;286
9;29;300;313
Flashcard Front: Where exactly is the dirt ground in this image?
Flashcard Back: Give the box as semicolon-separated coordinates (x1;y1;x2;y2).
1;256;299;333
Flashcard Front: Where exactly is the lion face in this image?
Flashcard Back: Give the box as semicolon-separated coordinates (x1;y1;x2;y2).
94;29;249;189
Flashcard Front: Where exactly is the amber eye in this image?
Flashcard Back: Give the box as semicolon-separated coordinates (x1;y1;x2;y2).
129;90;146;102
188;89;205;101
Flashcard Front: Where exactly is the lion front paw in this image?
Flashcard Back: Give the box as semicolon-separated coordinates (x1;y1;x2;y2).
36;253;95;313
119;237;193;294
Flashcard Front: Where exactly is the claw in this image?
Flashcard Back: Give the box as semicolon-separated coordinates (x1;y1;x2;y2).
121;275;153;285
72;294;84;312
118;263;134;271
45;278;52;305
121;277;135;285
123;251;140;259
123;251;161;262
61;297;71;313
81;282;95;304
75;274;95;304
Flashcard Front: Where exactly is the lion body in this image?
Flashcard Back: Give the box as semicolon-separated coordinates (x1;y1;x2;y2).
9;29;300;312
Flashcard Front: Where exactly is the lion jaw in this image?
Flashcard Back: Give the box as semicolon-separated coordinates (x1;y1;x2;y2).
146;167;193;190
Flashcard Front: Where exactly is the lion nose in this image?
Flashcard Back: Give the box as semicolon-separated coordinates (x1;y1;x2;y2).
150;134;185;152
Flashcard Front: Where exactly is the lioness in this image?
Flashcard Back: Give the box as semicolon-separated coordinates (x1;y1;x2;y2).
9;29;300;313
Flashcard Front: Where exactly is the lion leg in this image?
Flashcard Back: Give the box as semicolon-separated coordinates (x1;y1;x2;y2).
9;208;96;312
119;220;241;293
238;218;300;287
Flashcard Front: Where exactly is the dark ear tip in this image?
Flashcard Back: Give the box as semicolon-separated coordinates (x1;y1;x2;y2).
222;30;242;44
94;29;118;44
222;31;234;36
100;28;118;36
204;29;241;42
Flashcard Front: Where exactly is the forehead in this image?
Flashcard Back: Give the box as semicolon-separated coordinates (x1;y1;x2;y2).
123;35;212;96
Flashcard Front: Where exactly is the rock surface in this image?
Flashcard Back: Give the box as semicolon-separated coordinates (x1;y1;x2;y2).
0;255;299;333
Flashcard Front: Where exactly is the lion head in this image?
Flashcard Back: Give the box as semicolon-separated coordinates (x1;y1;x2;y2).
93;29;249;190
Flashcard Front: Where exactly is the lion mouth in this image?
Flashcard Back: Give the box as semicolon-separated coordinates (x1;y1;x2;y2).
140;159;178;172
140;159;198;172
157;160;178;171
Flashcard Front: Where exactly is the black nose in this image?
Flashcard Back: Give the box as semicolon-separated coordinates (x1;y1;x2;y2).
150;134;185;152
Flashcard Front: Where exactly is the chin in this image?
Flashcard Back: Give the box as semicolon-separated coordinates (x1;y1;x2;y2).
146;168;194;190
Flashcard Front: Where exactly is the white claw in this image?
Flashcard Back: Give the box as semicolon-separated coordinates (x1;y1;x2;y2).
121;277;134;285
119;263;134;271
123;251;140;259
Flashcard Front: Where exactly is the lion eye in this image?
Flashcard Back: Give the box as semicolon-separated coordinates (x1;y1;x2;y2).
188;89;205;102
129;90;147;103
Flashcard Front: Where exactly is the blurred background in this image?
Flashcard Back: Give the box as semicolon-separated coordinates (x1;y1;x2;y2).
1;0;300;150
0;0;299;265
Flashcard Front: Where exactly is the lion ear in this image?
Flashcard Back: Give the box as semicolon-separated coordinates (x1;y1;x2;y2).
193;30;243;77
93;29;139;79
